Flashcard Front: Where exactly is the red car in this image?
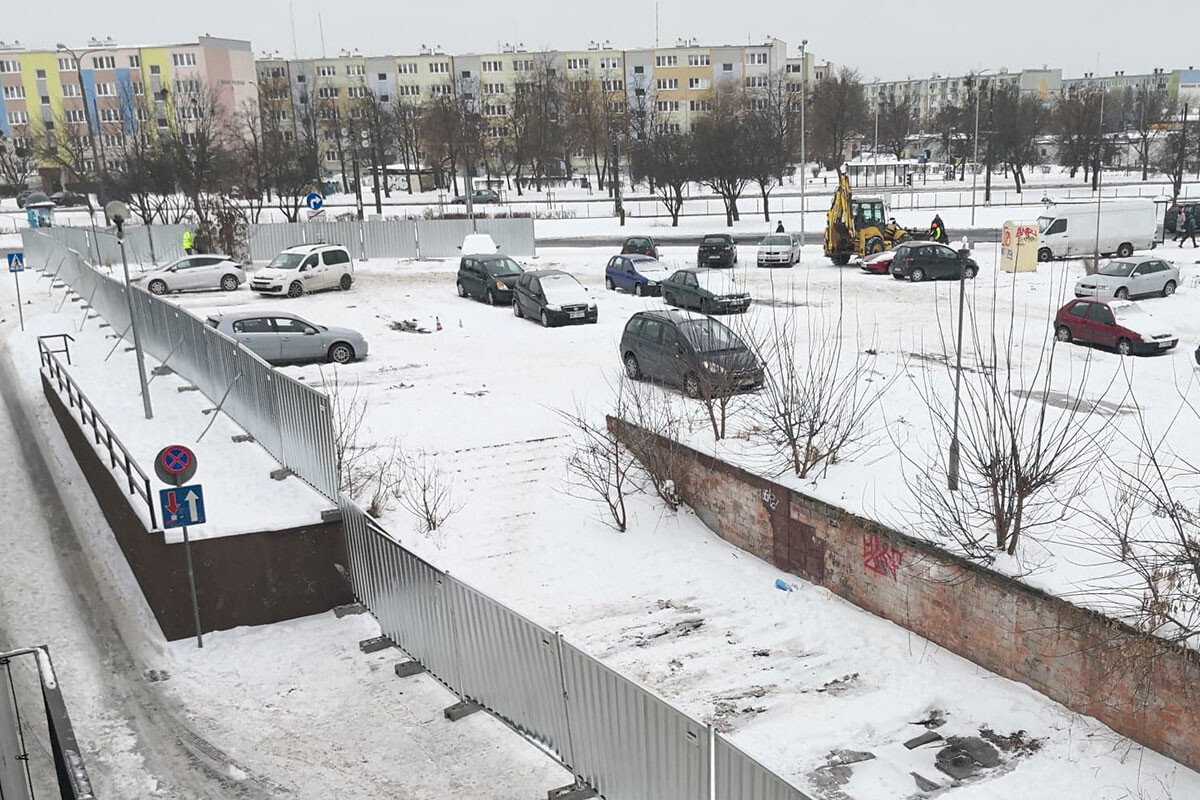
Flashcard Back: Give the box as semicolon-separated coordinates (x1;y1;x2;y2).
860;250;895;274
621;236;660;259
1054;298;1178;356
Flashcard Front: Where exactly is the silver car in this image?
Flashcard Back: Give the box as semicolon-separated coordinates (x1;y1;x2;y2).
756;233;801;267
1074;256;1179;300
131;254;246;295
206;311;369;365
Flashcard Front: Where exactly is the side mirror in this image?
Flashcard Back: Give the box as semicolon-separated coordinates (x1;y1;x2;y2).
305;329;318;335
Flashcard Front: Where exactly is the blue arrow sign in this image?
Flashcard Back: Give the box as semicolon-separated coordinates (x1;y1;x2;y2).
7;252;24;273
305;192;324;211
160;484;206;529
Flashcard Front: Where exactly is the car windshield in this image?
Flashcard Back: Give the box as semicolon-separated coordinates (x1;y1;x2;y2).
1037;216;1054;234
1111;304;1150;325
696;271;737;295
1098;260;1136;277
268;252;305;270
483;257;523;277
702;236;729;244
541;273;588;303
678;318;744;353
761;235;791;246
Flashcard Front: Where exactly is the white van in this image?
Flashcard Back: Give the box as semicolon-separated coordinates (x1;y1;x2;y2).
1036;199;1158;261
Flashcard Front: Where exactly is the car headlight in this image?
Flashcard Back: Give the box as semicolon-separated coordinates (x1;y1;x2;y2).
495;280;508;290
702;360;725;373
588;301;597;310
546;304;561;312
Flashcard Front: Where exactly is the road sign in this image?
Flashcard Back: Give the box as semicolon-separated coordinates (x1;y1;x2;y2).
160;484;206;529
7;252;24;273
154;444;198;486
305;192;324;211
307;207;325;221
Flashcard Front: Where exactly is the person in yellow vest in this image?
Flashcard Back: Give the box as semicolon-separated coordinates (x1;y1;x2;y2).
182;228;195;255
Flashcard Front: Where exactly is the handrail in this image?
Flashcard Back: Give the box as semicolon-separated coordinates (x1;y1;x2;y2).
37;337;158;530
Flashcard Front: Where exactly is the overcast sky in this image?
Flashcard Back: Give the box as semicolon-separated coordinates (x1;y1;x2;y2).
6;0;1194;81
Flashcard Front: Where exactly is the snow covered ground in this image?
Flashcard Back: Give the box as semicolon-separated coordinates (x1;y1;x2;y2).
28;237;1190;798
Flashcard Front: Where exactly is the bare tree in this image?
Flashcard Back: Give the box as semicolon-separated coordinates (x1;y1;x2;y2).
808;67;868;169
397;452;462;538
628;126;693;226
566;75;609;192
323;367;380;500
743;74;799;222
161;82;235;225
559;398;638;532
1127;85;1174;181
0;132;36;191
1155;111;1199;203
390;94;425;194
617;378;695;511
877;93;916;159
692;83;750;227
992;86;1050;193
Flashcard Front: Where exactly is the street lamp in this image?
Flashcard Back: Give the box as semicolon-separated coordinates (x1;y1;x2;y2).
57;42;109;263
799;39;808;254
967;70;994;226
106;200;154;420
947;236;971;490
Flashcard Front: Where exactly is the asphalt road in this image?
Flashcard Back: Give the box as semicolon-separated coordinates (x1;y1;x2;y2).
537;228;1004;248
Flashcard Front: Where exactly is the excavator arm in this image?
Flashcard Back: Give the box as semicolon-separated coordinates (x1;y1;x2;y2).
824;170;855;264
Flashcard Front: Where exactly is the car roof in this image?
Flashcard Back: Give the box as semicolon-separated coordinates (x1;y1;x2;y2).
630;308;709;324
210;310;305;323
625;254;658;262
702;232;732;238
624;235;652;241
526;269;571;277
280;243;345;254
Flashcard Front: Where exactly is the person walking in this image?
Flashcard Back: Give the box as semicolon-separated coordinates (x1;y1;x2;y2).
182;227;195;255
1176;208;1188;243
775;220;785;233
1182;211;1198;248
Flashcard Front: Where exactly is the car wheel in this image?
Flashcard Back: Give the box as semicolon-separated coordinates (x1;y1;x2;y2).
1114;286;1129;300
866;236;885;255
1117;242;1134;258
457;281;468;298
963;265;977;279
1037;247;1052;262
512;299;523;318
624;353;642;379
634;282;644;296
1055;325;1072;343
485;289;496;306
287;281;303;299
328;342;355;364
1163;280;1177;297
148;279;168;295
683;372;702;399
220;274;240;292
540;310;551;328
1117;338;1133;356
909;267;926;283
339;274;353;291
605;277;615;290
700;298;713;315
664;292;676;306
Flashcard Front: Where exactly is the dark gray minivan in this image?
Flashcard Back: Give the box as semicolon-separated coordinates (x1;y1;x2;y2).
620;309;762;398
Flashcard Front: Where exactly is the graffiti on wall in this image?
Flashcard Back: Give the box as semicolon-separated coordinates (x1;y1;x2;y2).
863;534;903;580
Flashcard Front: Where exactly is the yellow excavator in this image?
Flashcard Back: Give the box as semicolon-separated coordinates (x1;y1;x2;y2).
824;171;940;265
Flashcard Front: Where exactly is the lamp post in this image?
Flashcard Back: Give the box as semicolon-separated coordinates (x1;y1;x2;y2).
57;42;108;264
106;201;154;420
967;70;993;226
799;39;808;253
948;237;971;490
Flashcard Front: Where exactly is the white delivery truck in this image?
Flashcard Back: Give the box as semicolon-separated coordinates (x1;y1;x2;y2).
1036;199;1160;261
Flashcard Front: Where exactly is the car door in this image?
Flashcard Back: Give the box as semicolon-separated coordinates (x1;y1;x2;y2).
638;317;666;380
684;272;702;308
658;321;687;385
298;253;319;288
189;256;223;290
273;316;321;361
606;257;626;291
937;246;960;278
523;275;543;316
231;317;282;362
1086;303;1118;348
168;257;200;290
320;249;350;289
1128;261;1152;296
462;259;480;297
1065;301;1093;344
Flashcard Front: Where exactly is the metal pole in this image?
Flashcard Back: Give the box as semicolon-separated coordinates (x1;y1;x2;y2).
970;78;981;226
181;525;203;648
873;105;879;188
13;270;23;332
948;242;970;490
1094;91;1106;259
118;233;154;419
799;39;807;252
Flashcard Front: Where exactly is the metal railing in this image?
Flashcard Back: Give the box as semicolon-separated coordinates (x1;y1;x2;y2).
37;336;158;530
0;646;95;800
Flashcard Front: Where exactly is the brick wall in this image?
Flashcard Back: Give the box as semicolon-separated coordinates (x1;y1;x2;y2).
609;416;1200;772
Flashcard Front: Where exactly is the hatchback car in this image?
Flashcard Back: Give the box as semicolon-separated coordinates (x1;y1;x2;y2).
451;189;500;204
1054;299;1177;356
512;269;598;327
621;236;660;259
1074;257;1179;299
251;243;355;298
131;254;246;295
890;242;977;282
50;190;87;207
698;233;738;267
860;250;895;275
457;254;524;305
661;268;752;314
207;311;369;364
620;309;762;398
756;233;801;267
605;254;670;296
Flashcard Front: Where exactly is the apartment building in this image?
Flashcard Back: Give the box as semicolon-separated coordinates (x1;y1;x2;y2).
1062;67;1173;96
864;67;1062;126
0;36;255;186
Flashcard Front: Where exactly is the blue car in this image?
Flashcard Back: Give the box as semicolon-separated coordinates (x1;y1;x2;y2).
605;254;671;297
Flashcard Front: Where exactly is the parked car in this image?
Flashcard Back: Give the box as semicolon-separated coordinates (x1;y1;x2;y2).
756;233;801;267
661;268;752;314
512;269;598;327
860;250;895;275
451;189;500;204
1037;199;1157;261
50;190;87;207
605;254;670;296
621;236;660;259
15;189;34;209
1073;256;1179;299
698;233;738;267
620;309;763;398
1054;299;1177;356
207;311;369;364
457;254;524;305
251;243;355;298
131;254;246;295
460;233;498;255
1165;202;1200;234
890;242;978;282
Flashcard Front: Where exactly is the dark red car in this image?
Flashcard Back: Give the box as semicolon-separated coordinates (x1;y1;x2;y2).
860;250;895;274
1054;298;1178;356
621;236;660;259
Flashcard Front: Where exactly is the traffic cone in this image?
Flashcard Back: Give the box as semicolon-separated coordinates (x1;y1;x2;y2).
436;316;443;331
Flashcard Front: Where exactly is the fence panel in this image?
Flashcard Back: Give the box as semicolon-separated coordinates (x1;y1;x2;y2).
560;639;709;800
448;579;573;762
714;736;812;800
415;219;475;258
249;222;306;262
362;219;419;259
476;218;536;256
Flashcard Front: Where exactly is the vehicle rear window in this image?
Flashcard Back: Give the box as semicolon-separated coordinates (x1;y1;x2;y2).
678;318;742;353
1068;303;1090;319
322;249;351;266
233;318;272;333
624;317;644;337
761;235;791;245
1087;304;1114;325
702;235;729;244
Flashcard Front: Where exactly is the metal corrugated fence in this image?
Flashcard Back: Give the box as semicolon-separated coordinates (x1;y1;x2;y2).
715;735;811;800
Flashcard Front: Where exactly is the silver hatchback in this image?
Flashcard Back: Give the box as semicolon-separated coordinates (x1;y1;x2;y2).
1074;256;1180;300
206;311;369;365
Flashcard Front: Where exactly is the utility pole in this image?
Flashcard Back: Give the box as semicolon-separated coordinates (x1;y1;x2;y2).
983;85;995;204
948;239;971;490
873;103;879;188
969;75;982;225
107;202;154;420
1093;90;1106;259
611;130;624;226
799;39;808;252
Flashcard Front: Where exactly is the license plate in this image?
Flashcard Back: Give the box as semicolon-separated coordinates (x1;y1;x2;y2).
1158;341;1172;348
569;311;584;319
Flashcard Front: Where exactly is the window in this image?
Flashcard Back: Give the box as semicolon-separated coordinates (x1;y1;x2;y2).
482;60;503;72
482;82;504;95
232;318;273;334
460;70;471;79
63;83;83;98
6;111;28;126
660;122;681;133
136;107;149;122
346;86;368;98
567;58;589;71
1086;303;1115;326
689;99;712;112
319;108;338;120
606;101;623;114
95;82;115;96
150;64;161;75
745;75;768;88
600;57;619;70
1045;218;1067;235
36;69;46;79
66;108;87;123
397;62;418;74
375;72;386;81
655;55;677;67
173;79;199;94
321;249;350;266
0;60;19;74
601;79;623;92
91;55;116;70
131;81;145;96
397;84;420;96
349;107;364;119
2;85;24;100
379;93;389;103
486;125;507;139
100;107;123;122
633;65;644;75
429;62;449;74
295;73;306;83
429;84;450;96
746;52;768;66
318;86;339;98
172;53;197;67
568;79;588;92
484;104;507;117
102;133;124;148
688;77;710;90
57;56;77;71
512;59;533;72
273;109;288;121
346;64;364;76
687;54;710;67
656;100;679;112
324;149;338;162
317;65;336;77
656;78;678;90
721;63;733;73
